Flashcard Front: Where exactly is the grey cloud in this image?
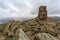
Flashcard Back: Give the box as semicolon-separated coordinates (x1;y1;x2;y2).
0;0;60;19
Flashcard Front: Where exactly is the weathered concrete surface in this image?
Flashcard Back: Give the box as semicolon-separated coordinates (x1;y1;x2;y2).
38;6;47;20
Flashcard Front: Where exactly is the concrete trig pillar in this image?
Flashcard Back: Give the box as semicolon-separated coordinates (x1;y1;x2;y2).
38;6;47;20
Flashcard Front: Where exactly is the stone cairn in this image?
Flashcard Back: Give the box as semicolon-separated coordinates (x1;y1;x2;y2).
38;6;47;20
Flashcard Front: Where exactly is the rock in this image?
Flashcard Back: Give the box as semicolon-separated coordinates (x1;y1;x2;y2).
57;35;60;39
0;36;5;40
55;26;60;35
34;33;59;40
19;29;31;40
40;26;46;32
46;27;56;36
0;27;3;32
47;33;59;40
8;31;14;36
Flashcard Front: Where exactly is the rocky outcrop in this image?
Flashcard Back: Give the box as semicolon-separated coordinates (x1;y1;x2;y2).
0;6;60;40
34;33;59;40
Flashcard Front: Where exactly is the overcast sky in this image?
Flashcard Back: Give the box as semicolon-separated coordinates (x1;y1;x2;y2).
0;0;60;18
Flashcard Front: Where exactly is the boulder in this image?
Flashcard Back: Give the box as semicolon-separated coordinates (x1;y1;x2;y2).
19;29;31;40
34;33;59;40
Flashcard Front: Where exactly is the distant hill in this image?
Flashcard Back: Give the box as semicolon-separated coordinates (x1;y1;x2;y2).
50;16;60;19
0;16;60;23
0;18;13;23
0;17;34;23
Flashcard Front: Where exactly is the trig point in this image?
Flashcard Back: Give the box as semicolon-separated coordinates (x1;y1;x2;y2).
38;6;47;20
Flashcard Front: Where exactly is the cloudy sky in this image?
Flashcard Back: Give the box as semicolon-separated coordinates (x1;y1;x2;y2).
0;0;60;19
